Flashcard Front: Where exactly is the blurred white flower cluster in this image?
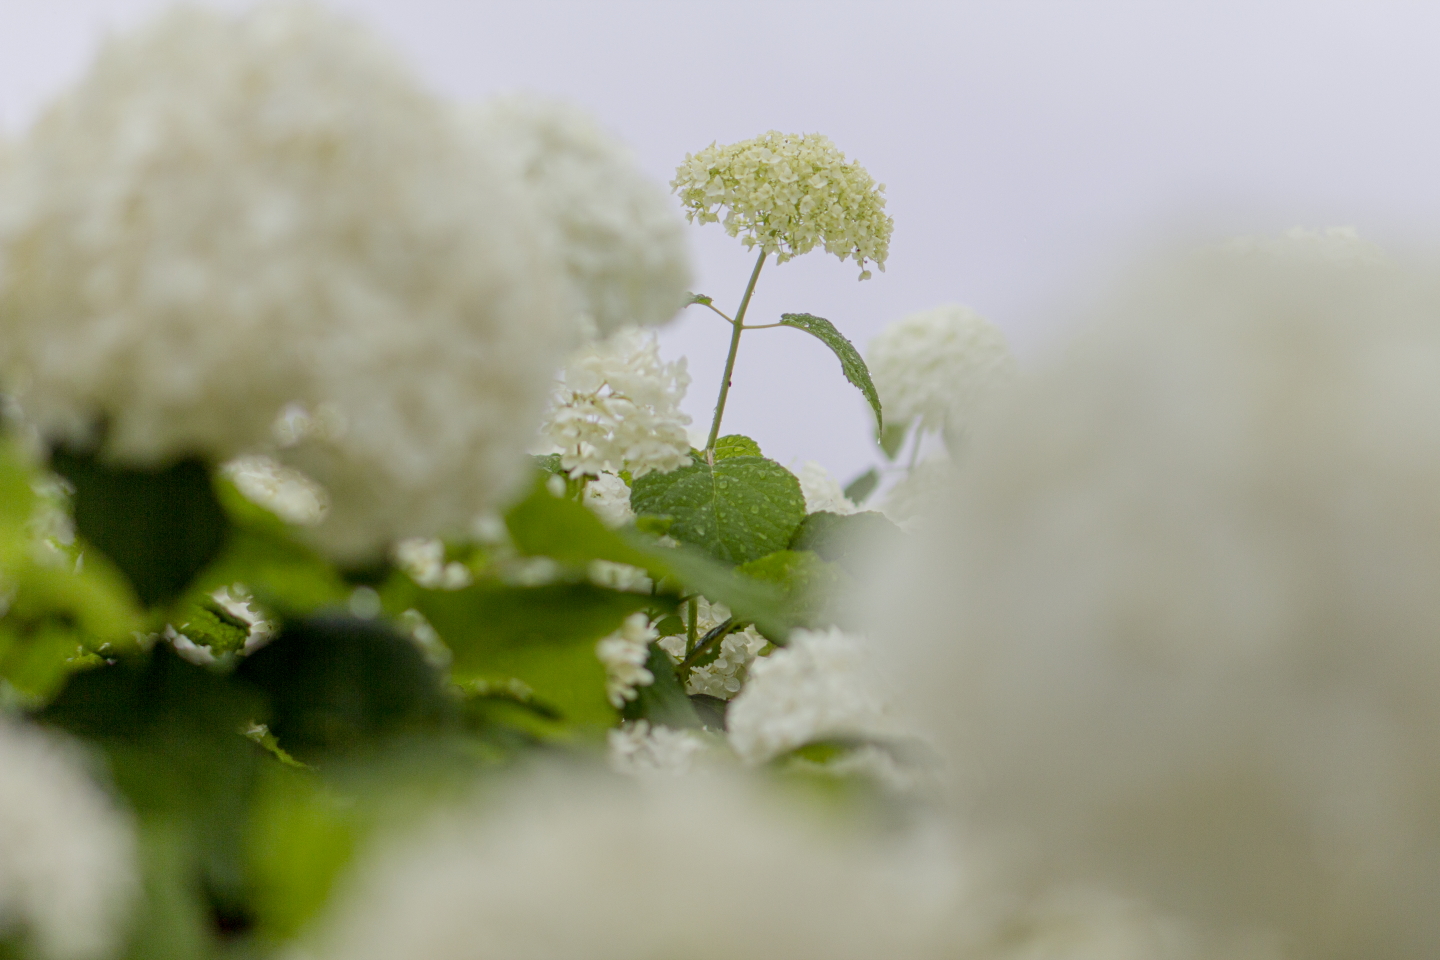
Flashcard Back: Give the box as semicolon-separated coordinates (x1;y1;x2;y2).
0;719;137;960
306;768;952;960
872;233;1440;959
472;95;691;336
672;131;892;278
542;328;693;479
595;611;657;708
0;4;689;562
867;303;1016;449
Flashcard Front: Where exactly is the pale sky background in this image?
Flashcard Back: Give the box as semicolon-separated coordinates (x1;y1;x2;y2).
5;1;1440;488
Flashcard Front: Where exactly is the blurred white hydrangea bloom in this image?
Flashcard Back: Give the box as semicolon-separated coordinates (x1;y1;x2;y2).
582;470;635;528
471;95;691;335
672;131;892;277
596;612;657;708
607;720;710;776
867;304;1016;449
542;328;692;479
392;537;472;590
684;625;768;700
871;234;1440;959
0;5;573;561
307;768;952;960
797;460;858;515
0;719;138;960
726;627;895;765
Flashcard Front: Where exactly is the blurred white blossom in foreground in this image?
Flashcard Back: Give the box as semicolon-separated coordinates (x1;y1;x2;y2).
0;4;589;561
472;95;691;336
307;768;954;960
607;720;710;776
0;718;137;959
543;328;692;479
872;232;1440;959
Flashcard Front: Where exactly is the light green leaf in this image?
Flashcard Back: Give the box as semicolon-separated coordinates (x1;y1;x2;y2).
629;456;805;566
736;549;849;628
779;313;883;431
686;293;714;306
712;434;762;459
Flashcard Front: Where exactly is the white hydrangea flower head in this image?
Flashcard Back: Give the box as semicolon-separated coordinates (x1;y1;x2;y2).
869;235;1440;958
586;559;651;594
655;595;730;662
596;612;657;708
0;718;138;959
542;327;692;479
797;460;858;515
607;720;710;777
306;767;951;960
727;627;896;765
582;470;635;528
672;131;892;278
0;5;570;561
867;304;1017;448
685;625;769;700
471;95;691;335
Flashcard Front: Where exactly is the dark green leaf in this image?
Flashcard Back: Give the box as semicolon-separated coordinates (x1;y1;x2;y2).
629;456;805;566
621;643;701;730
235;615;454;761
712;434;762;459
878;420;910;460
689;694;729;732
789;510;906;577
38;646;267;945
779;312;883;431
842;468;880;505
49;445;229;607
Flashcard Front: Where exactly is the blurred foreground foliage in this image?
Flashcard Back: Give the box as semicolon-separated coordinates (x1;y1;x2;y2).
0;429;902;959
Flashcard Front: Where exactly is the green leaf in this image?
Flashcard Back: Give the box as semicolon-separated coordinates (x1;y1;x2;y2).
686;292;714;306
842;468;880;505
235;614;455;761
629;456;805;566
501;469;795;641
176;599;250;657
532;453;565;476
621;643;701;730
48;445;229;607
185;479;349;618
0;436;36;568
736;549;849;628
689;694;729;732
878;420;910;460
779;312;883;431
789;510;905;577
713;434;762;459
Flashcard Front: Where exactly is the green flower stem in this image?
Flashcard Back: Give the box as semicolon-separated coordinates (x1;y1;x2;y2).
705;250;767;451
686;596;699;656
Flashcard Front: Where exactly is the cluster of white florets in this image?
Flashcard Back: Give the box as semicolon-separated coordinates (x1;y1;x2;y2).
726;627;895;765
796;461;858;515
672;131;892;277
305;768;950;960
542;328;693;479
472;95;691;335
607;720;710;776
0;4;691;562
871;235;1440;958
595;612;658;708
867;304;1016;448
0;719;138;960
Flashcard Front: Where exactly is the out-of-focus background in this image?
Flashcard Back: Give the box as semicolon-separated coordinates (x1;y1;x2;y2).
5;0;1440;483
